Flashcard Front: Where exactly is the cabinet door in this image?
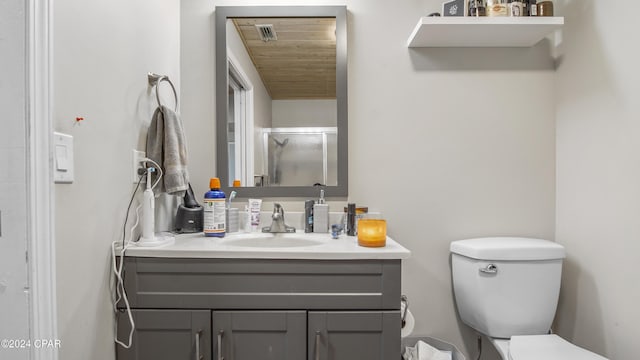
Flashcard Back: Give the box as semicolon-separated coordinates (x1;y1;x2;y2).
308;311;400;360
116;309;210;360
212;311;306;360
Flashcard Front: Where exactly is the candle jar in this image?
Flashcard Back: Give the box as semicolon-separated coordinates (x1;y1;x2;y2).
357;218;387;248
537;1;554;16
487;0;508;16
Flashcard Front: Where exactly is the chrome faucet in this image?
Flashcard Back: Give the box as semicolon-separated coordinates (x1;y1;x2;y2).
262;203;296;233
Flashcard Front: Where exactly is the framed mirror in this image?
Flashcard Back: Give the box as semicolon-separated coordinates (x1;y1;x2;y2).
215;6;347;198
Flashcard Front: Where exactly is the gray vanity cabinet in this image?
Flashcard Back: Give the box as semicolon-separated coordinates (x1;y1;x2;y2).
116;257;401;359
212;311;306;360
308;311;401;360
116;309;211;360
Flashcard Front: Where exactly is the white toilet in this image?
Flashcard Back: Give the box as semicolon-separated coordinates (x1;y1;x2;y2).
450;237;608;360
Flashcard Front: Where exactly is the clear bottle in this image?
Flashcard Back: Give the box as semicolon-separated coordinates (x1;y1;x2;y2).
203;178;226;237
529;0;538;15
508;0;526;16
469;0;486;16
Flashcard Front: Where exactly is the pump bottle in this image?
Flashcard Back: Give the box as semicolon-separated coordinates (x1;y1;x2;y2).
313;189;329;233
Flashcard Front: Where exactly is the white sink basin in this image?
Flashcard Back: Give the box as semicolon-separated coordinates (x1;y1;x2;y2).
223;235;324;248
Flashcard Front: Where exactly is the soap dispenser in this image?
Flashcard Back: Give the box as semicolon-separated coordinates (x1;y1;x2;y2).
313;189;329;233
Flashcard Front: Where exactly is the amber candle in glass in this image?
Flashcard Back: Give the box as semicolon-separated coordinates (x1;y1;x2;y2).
357;219;387;247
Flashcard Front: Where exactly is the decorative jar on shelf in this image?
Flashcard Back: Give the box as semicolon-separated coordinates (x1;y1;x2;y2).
468;0;486;16
486;0;509;16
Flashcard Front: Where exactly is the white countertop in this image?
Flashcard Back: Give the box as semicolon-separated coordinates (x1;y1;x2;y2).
121;231;411;260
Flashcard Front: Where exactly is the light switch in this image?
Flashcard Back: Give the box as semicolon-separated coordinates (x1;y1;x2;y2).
55;145;68;171
54;132;74;183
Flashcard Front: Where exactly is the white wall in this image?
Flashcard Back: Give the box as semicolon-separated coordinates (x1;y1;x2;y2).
182;1;556;359
53;0;180;358
554;1;640;359
0;1;30;358
272;99;337;127
180;0;216;195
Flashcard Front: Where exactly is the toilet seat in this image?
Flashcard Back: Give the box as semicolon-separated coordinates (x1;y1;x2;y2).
509;335;608;360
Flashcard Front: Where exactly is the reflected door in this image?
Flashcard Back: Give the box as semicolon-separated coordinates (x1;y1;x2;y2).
227;65;254;187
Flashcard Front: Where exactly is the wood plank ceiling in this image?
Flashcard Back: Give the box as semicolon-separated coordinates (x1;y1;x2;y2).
232;17;337;100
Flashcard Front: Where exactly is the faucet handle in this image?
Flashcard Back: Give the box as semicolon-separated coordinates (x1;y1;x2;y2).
272;203;284;218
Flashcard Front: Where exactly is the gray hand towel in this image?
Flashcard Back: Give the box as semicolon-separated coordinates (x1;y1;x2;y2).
146;105;189;196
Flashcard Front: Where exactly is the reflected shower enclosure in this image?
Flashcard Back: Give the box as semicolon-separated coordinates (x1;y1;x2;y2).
260;127;337;187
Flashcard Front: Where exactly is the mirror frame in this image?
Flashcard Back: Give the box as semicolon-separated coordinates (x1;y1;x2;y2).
215;6;348;198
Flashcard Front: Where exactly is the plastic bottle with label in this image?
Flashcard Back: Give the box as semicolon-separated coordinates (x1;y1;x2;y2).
203;178;226;237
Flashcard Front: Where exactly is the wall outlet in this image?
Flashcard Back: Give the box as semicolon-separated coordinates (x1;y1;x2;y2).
132;150;146;183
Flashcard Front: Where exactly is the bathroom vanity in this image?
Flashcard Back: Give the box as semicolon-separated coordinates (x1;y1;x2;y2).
115;233;410;360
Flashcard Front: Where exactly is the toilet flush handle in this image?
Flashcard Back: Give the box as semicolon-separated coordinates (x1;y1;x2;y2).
479;264;498;274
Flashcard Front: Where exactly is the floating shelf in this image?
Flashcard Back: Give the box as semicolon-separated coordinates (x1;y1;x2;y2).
407;16;564;48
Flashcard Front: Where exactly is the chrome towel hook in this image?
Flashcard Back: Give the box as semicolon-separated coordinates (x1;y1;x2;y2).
148;72;178;112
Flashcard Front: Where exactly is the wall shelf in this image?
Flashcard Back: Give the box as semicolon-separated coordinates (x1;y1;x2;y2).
407;16;564;48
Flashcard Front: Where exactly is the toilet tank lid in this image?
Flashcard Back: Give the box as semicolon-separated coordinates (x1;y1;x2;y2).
450;237;566;261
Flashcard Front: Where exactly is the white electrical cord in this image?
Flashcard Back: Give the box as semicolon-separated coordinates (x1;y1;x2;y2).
112;204;141;349
112;159;164;349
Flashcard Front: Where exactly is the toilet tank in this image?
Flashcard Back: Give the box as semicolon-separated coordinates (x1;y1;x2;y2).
450;237;565;339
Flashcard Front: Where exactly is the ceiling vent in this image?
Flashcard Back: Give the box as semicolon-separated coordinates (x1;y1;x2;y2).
255;24;278;42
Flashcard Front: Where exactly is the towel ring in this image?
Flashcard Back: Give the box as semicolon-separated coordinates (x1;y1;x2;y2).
148;72;178;112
